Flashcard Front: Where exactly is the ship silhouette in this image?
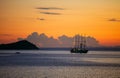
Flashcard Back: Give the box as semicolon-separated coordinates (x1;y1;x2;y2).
70;34;88;53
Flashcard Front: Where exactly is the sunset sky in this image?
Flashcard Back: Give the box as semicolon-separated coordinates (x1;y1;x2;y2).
0;0;120;46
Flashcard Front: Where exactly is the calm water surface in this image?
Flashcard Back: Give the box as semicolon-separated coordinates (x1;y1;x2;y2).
0;50;120;78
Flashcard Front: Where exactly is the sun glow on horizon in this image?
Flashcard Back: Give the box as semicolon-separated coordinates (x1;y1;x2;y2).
0;0;120;46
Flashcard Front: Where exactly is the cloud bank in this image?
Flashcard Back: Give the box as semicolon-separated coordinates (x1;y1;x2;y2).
18;32;100;48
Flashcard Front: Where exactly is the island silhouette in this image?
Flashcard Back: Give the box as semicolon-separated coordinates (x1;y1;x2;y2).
0;40;39;50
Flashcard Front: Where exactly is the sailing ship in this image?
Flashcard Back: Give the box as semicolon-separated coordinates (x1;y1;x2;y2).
70;34;88;53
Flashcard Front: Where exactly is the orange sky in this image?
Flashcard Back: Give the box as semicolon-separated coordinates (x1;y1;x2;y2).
0;0;120;46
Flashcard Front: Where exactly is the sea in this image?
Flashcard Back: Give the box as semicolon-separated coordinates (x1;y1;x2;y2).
0;50;120;78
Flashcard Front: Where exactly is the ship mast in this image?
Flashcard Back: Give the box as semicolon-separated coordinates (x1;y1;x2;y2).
80;34;82;50
74;35;76;48
83;35;86;50
77;34;80;49
74;34;87;50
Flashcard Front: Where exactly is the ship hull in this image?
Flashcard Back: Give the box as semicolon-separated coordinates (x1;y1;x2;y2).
70;48;88;53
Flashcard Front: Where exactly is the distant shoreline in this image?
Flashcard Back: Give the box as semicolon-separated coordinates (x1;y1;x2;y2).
39;47;120;51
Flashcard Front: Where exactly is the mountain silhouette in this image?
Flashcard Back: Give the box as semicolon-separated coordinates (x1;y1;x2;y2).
0;40;39;50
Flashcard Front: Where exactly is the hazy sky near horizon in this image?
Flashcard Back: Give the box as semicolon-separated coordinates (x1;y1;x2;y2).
0;0;120;46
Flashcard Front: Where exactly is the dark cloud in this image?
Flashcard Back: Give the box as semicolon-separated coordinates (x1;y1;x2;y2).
18;32;100;48
36;7;64;10
36;7;64;16
40;12;61;15
108;18;120;22
0;34;12;36
37;18;45;20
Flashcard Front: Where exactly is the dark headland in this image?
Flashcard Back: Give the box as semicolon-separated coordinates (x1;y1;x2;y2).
0;40;39;50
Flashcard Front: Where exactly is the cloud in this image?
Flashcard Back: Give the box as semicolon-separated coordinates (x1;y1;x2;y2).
36;7;64;10
40;12;61;15
36;7;64;16
108;18;120;22
58;35;73;48
37;18;45;20
25;32;60;47
0;34;12;36
18;32;100;48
